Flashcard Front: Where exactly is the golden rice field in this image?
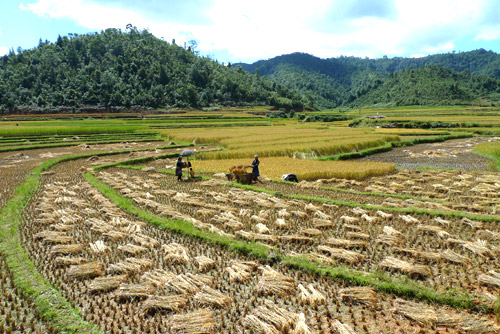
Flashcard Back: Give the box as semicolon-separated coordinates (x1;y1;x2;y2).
192;157;395;180
163;124;399;159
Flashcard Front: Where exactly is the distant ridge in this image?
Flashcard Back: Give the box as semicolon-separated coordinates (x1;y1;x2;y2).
236;50;500;108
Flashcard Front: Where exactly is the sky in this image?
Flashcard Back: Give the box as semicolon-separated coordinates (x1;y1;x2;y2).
0;0;499;64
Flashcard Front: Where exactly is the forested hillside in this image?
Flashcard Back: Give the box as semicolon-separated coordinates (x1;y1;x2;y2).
238;51;500;108
0;27;303;113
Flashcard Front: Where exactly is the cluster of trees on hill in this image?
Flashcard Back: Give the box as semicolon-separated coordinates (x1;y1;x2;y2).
0;27;304;113
238;51;500;109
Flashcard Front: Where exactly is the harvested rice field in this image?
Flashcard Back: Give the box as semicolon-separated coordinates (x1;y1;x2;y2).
2;131;500;334
17;158;500;333
98;167;500;297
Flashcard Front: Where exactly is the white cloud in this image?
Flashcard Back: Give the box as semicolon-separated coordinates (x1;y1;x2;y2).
19;0;500;62
0;46;9;56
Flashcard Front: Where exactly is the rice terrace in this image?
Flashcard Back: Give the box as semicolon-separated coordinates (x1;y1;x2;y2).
0;105;500;334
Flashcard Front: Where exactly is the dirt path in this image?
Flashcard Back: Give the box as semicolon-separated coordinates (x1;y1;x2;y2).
359;137;499;171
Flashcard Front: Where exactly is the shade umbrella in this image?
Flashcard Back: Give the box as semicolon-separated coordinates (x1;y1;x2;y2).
180;149;195;157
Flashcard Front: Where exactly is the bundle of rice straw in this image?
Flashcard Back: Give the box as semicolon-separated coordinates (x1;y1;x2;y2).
131;234;160;248
416;224;450;239
376;210;393;219
118;244;147;256
326;238;367;249
230;165;250;175
167;309;216;334
50;244;84;256
332;320;356;334
193;285;231;309
298;284;325;305
88;275;128;293
35;231;74;244
317;246;364;264
165;273;214;295
274;218;288;228
67;261;106;279
256;266;296;296
379;257;430;278
289;251;336;266
478;270;500;288
107;258;154;275
291;210;308;219
340;216;359;224
279;235;314;243
235;230;277;243
361;214;377;223
255;223;270;234
383;226;402;236
196;208;217;218
314;210;331;220
54;256;87;267
392;298;461;327
141;269;176;287
299;228;322;237
142;295;188;313
441;249;469;264
351;207;367;216
162;243;191;264
394;247;442;262
305;203;320;212
243;300;298;332
312;218;333;229
291;313;312;334
433;217;450;227
460;318;500;333
225;260;258;282
278;209;291;218
447;238;493;258
102;230;127;241
343;224;362;232
375;233;403;246
461;217;483;229
195;256;215;272
250;215;267;224
399;214;420;224
476;229;500;241
115;283;156;300
338;286;378;308
346;232;370;240
89;240;110;253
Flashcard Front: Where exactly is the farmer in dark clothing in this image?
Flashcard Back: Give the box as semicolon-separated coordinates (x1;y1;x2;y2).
175;156;184;181
251;155;261;183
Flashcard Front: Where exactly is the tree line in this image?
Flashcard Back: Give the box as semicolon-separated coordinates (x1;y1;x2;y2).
0;27;305;113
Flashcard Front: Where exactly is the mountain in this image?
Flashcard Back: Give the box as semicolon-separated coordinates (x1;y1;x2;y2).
0;28;302;113
237;50;500;108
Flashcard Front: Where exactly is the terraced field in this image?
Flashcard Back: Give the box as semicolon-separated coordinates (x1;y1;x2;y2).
1;127;500;333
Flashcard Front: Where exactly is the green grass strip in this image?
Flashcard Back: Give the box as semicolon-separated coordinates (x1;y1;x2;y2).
84;171;492;315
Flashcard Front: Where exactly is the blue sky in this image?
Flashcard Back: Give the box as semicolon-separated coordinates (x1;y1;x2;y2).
1;0;499;63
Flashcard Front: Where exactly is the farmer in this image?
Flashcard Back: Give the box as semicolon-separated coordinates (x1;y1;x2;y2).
251;155;262;183
175;156;184;181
